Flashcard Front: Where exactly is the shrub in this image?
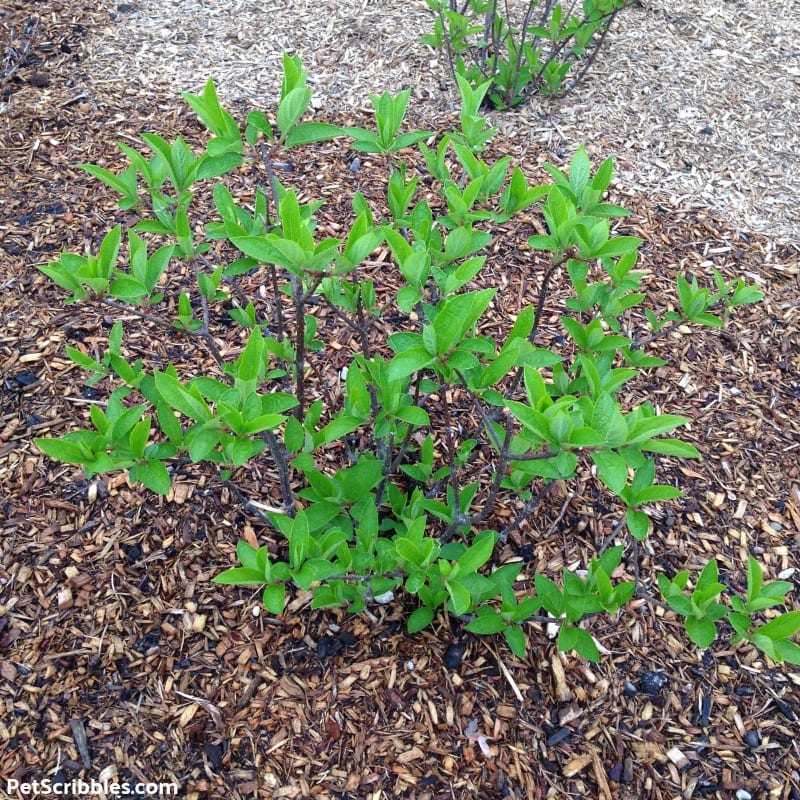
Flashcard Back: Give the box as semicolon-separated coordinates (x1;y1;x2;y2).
35;54;800;664
422;0;636;109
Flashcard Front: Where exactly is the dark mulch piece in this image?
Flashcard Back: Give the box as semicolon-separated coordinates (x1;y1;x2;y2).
1;3;799;799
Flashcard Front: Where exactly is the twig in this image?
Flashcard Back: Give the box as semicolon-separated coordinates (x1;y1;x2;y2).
498;480;554;543
544;490;574;536
223;480;282;530
262;430;296;517
504;250;571;401
99;297;176;329
439;385;462;523
629;317;684;350
444;421;513;538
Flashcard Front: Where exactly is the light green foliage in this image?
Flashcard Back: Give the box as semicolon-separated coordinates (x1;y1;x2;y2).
422;0;636;109
35;57;789;667
660;557;800;663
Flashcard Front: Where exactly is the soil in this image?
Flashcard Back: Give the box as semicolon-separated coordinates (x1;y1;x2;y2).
1;3;800;800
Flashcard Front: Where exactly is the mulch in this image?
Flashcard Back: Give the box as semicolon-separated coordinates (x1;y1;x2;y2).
1;3;800;799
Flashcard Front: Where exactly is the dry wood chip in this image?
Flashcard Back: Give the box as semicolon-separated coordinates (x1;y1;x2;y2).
551;652;573;702
69;719;91;769
563;752;594;777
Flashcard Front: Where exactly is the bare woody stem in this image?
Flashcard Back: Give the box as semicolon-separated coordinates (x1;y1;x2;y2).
99;295;226;370
262;430;296;518
504;250;572;401
292;272;325;421
99;297;175;329
438;387;464;538
498;479;555;543
191;257;228;369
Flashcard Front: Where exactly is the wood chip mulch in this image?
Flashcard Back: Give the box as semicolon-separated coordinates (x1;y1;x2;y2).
1;3;800;799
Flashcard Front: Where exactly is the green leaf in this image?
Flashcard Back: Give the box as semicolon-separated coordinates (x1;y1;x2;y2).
238;328;265;383
245;110;274;144
198;152;243;178
753;611;800;642
212;567;265;585
534;574;564;617
131;459;171;494
38;260;86;299
446;579;473;615
391;131;433;152
503;625;527;658
182;78;241;148
759;581;793;600
236;541;262;572
568;146;590;196
465;611;507;635
593;236;642;258
388;348;435;382
109;276;148;302
569;427;605;447
229;235;286;265
634;485;683;503
591;450;628;494
640;438;701;458
695;559;720;593
626;509;650;540
97;224;123;281
528;234;558;251
128;417;151;460
397;249;431;288
35;438;91;465
345;129;383;153
277;87;312;137
316;415;362;446
774;640;800;665
488;563;523;595
408;606;435;633
154;372;212;422
746;556;762;607
432;289;496;354
686;615;717;649
592;393;628;447
285;122;343;147
665;593;692;616
456;533;496;575
591;157;614;192
81;163;139;206
262;584;286;615
157;404;184;446
627;414;689;445
338;457;383;503
558;626;600;662
691;311;724;327
394;406;430;427
288;511;310;569
507;401;553;444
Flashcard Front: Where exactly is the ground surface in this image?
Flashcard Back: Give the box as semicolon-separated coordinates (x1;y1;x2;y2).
1;2;800;800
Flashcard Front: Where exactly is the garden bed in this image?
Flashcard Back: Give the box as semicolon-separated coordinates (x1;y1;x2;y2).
1;2;799;798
